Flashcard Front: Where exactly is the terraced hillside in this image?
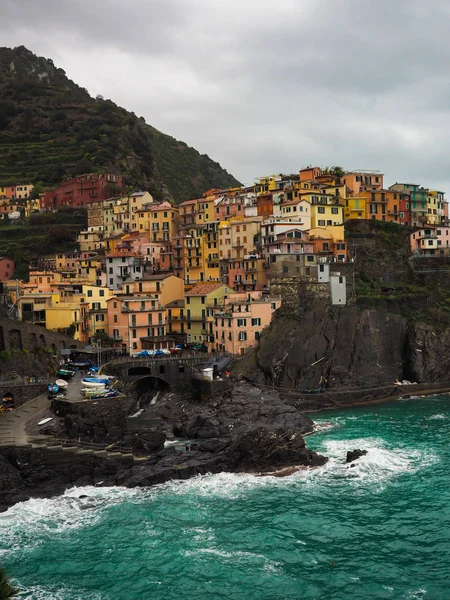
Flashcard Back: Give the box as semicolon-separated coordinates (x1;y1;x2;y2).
0;46;240;201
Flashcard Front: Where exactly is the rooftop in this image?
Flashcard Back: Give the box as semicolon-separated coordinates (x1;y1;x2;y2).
186;282;226;296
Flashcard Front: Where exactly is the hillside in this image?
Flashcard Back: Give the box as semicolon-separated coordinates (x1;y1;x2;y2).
0;209;87;279
0;46;241;202
234;220;450;388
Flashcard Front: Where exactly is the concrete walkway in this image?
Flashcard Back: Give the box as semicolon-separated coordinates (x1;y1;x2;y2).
0;393;50;446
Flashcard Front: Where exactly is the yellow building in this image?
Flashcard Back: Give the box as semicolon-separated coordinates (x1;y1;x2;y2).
46;302;82;340
136;201;179;273
254;176;280;195
308;225;345;243
119;274;184;306
79;285;114;343
182;224;221;286
166;299;186;339
19;291;60;325
25;197;41;218
310;197;344;229
77;227;105;252
344;196;367;220
185;282;233;347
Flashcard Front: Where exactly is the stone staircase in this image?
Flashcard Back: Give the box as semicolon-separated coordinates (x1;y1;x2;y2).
26;435;150;462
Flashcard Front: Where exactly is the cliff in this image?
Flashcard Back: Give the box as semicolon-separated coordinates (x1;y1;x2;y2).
0;46;240;201
234;221;450;389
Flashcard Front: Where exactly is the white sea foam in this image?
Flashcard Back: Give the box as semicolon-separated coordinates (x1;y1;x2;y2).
303;437;438;489
184;547;282;572
405;588;427;599
14;583;105;600
428;413;446;420
0;486;152;557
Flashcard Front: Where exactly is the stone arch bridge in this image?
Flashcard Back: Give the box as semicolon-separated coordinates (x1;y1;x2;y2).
102;355;218;394
0;318;83;354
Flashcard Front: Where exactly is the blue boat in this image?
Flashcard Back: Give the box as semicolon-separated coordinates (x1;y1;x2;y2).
82;377;111;388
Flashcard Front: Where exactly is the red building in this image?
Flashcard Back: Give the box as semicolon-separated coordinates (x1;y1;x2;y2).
257;194;274;217
50;173;124;208
399;191;411;226
0;257;14;280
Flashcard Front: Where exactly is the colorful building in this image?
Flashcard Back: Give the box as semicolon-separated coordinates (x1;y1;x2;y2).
213;291;281;355
51;174;124;208
106;295;167;353
185;282;233;346
0;257;14;281
410;226;450;255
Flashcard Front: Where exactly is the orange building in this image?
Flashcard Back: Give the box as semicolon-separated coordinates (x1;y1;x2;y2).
342;171;384;195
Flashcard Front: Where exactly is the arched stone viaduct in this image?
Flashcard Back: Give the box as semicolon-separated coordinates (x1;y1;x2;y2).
102;356;213;394
0;318;83;354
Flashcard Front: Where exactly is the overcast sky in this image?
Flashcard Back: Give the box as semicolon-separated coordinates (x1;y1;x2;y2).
2;0;450;190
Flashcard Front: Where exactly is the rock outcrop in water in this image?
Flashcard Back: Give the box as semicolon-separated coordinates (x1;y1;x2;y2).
346;449;367;463
0;383;327;512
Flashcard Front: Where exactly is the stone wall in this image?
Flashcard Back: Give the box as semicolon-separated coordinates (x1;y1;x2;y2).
0;384;48;407
52;395;135;444
0;318;83;353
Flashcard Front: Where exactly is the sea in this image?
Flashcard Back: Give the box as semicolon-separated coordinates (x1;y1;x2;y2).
1;395;450;600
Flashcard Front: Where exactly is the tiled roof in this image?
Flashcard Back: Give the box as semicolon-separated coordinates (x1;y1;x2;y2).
186;282;225;296
105;252;140;258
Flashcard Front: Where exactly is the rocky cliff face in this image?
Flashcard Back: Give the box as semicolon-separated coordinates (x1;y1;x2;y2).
234;300;450;390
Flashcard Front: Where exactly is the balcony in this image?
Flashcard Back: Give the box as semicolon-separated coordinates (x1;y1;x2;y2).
113;335;123;341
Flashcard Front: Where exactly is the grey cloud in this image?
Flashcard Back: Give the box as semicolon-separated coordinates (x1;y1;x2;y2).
2;0;450;192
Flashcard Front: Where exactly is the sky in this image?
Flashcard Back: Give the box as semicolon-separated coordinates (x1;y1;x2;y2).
2;0;450;190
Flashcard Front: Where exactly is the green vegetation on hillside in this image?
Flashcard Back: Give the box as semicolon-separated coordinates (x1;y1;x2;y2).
0;46;241;201
0;208;87;279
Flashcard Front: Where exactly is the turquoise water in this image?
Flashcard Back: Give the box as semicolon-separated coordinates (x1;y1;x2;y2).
1;396;450;599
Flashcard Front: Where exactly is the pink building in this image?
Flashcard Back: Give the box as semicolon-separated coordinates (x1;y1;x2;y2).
213;291;281;355
0;257;14;280
214;196;244;220
410;226;450;255
265;229;314;256
107;295;167;353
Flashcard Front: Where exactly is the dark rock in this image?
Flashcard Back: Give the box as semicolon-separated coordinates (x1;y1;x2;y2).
346;449;367;463
132;431;166;453
227;427;328;472
0;455;22;491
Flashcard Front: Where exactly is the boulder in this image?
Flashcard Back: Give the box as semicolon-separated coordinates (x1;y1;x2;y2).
346;449;367;463
131;430;166;453
227;427;328;472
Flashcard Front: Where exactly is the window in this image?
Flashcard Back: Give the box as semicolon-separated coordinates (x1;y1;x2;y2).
283;266;288;273
238;332;247;341
331;207;339;214
114;315;118;323
237;318;247;327
251;318;261;326
317;206;325;214
318;220;326;226
132;329;137;338
99;289;104;297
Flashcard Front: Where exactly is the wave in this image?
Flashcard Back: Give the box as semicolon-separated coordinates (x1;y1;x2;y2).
14;583;105;600
0;486;152;558
304;437;438;489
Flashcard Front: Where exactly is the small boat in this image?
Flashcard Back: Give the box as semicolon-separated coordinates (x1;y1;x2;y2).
58;368;76;378
81;377;110;388
89;389;119;400
38;417;53;426
55;379;69;389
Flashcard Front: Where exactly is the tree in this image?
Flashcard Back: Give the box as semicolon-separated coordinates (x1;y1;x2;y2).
0;568;18;599
92;331;116;347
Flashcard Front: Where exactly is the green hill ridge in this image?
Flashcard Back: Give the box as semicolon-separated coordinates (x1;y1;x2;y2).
0;45;241;202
